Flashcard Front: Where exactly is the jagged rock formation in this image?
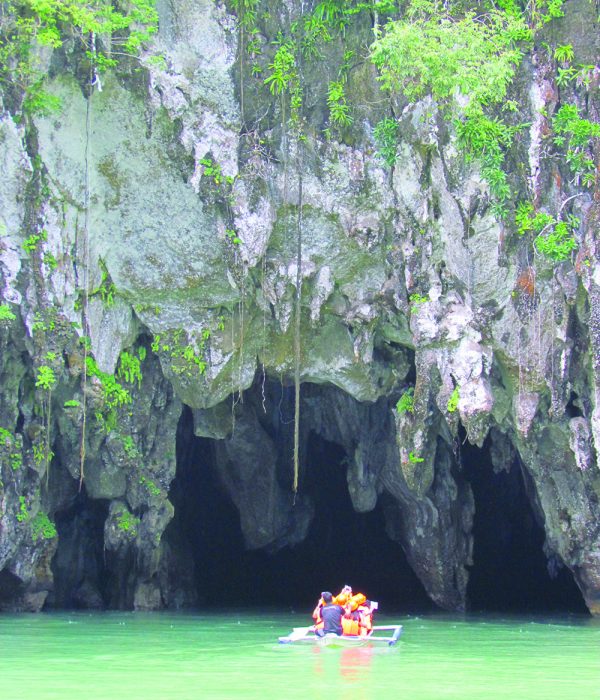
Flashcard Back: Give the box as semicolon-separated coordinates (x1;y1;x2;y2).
0;0;599;613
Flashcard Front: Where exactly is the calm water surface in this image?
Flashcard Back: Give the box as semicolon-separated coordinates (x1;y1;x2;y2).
1;611;598;699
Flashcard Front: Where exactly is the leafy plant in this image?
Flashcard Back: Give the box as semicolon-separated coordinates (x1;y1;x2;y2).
516;202;578;262
554;44;574;64
396;387;415;414
374;117;400;166
140;475;161;497
117;351;143;387
63;399;81;408
534;219;578;262
409;292;429;306
0;0;159;115
22;230;47;253
86;357;132;407
553;104;600;187
16;496;29;522
0;304;16;322
447;386;460;413
35;365;57;391
116;509;139;535
31;512;57;541
327;80;353;128
408;451;424;464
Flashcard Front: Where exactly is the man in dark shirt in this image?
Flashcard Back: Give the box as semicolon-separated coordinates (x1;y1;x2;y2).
315;591;349;636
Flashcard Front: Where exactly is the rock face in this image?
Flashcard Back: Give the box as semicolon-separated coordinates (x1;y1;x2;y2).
0;0;599;613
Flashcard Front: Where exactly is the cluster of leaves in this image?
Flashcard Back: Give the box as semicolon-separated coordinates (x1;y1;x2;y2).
374;117;400;166
553;104;600;188
447;386;460;413
31;511;57;541
22;230;47;253
117;348;146;388
516;202;578;262
455;110;524;215
116;509;139;535
396;387;414;414
409;292;429;307
199;157;235;187
370;0;534;215
151;329;209;377
16;495;29;522
0;427;22;470
35;365;57;391
139;474;161;497
86;356;132;408
264;37;303;124
0;304;17;322
0;0;159;114
327;80;353;128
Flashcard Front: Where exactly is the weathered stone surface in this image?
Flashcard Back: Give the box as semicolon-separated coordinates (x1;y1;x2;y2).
0;0;598;614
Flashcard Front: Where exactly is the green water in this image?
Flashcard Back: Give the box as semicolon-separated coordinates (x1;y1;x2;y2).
1;612;598;699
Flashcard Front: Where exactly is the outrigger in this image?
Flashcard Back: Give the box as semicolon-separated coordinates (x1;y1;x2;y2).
278;624;403;647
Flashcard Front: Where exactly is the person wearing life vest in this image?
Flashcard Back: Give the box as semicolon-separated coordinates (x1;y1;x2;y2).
357;599;376;637
313;591;351;636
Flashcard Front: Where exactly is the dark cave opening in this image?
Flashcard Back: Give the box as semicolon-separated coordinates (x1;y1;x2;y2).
47;492;109;609
169;405;433;613
462;434;588;614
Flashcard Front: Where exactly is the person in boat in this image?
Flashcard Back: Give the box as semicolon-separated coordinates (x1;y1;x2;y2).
313;591;351;637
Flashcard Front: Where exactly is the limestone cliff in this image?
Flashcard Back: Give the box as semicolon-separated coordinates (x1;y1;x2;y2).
0;0;599;613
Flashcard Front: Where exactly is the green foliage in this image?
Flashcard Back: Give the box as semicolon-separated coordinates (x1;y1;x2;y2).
139;475;161;497
226;229;242;245
534;219;578;262
408;451;424;463
554;44;574;64
31;512;57;541
86;357;132;408
264;40;297;95
35;365;57;391
22;230;47;253
374;117;400;166
63;399;80;408
409;292;429;307
396;387;415;414
231;0;259;30
327;80;353;127
516;201;579;262
121;435;139;459
447;386;460;413
454;109;522;212
151;329;209;377
0;0;159;114
370;0;536;215
371;3;530;108
0;304;17;322
0;427;22;470
200;157;231;186
553;104;600;187
116;509;139;535
16;495;29;522
117;351;143;388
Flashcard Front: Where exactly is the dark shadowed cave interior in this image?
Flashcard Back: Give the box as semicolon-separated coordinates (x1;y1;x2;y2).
167;405;588;615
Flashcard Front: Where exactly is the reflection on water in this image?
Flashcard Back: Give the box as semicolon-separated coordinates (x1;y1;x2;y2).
0;612;599;700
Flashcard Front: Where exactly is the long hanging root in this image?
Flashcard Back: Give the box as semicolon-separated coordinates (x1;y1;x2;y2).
293;147;303;499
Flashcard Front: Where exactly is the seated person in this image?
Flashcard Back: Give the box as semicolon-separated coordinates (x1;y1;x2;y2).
313;591;350;636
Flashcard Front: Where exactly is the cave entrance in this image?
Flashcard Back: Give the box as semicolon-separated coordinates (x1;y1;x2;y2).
168;406;432;612
462;434;587;614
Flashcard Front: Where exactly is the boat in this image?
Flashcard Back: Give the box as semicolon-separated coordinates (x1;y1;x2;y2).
278;625;403;647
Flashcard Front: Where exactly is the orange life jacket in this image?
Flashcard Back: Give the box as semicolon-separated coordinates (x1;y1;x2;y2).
342;612;360;636
358;606;373;637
